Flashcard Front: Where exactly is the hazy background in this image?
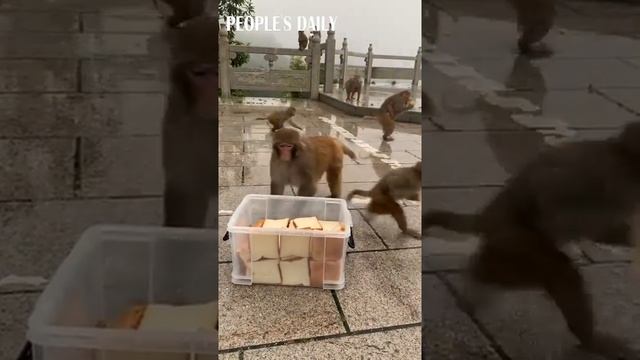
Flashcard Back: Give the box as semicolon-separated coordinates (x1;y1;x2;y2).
230;0;421;71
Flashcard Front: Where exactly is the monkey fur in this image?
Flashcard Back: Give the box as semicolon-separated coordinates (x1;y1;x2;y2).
257;106;302;132
507;0;556;55
377;90;415;141
270;128;357;198
162;15;218;228
348;162;421;238
423;121;640;358
345;75;362;102
298;31;309;51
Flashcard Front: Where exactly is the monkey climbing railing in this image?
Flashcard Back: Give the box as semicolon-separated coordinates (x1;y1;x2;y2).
218;25;421;99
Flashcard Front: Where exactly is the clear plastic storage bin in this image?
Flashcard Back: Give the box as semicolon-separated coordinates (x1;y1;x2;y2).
26;225;218;360
223;194;355;290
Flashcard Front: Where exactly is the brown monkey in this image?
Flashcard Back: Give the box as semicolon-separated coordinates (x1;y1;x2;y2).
348;162;421;238
345;75;362;102
377;90;415;141
298;31;308;51
270;128;356;198
507;0;556;55
162;15;218;227
155;0;207;27
423;121;640;359
257;106;302;132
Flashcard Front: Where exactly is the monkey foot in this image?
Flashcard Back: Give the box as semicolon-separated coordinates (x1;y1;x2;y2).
383;136;395;142
403;229;421;239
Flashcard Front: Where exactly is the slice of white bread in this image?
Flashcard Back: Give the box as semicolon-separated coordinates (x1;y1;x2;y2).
280;258;310;286
252;259;281;284
319;221;344;232
262;218;290;228
292;217;322;230
138;301;217;331
280;235;310;258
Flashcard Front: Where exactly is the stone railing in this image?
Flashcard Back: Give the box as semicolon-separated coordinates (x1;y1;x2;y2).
218;25;421;99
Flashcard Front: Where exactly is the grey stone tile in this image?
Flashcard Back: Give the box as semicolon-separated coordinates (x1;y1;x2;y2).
422;274;501;360
81;13;163;33
0;94;163;137
219;142;243;153
219;167;242;187
219;152;271;167
0;11;79;31
446;264;640;359
217;185;274;212
0;198;162;279
218;352;240;360
0;139;75;200
0;293;38;360
218;263;345;349
348;210;386;252
244;326;420;359
0;60;77;92
337;249;421;331
364;206;422;249
599;88;640;115
80;136;162;197
81;58;168;92
0;33;161;58
423;131;545;187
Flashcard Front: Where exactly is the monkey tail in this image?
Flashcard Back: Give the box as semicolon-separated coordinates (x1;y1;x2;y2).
341;145;357;160
423;210;479;234
347;189;371;201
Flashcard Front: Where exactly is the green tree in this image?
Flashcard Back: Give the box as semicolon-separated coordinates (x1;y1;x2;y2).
219;0;255;67
289;56;307;70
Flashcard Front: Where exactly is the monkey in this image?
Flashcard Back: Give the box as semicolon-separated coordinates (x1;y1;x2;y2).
270;128;357;198
423;121;640;359
347;162;421;238
257;106;303;132
162;15;218;228
376;90;415;141
155;0;207;27
507;0;556;55
345;75;362;102
298;31;308;51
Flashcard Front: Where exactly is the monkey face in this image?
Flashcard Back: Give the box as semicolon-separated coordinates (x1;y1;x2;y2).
186;63;217;87
273;128;303;161
286;106;297;116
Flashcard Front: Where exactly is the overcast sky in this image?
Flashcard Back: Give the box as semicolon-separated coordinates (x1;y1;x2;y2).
230;0;421;69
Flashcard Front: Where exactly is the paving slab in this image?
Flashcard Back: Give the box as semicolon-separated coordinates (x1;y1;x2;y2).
0;11;79;32
0;139;75;200
0;94;163;137
244;326;421;359
422;274;501;360
0;198;162;280
0;60;77;92
81;58;168;92
445;264;640;360
598;88;640;115
422;131;545;187
363;206;422;249
336;249;421;331
0;293;39;360
218;185;273;211
217;263;345;350
0;33;161;59
218;352;240;360
81;13;163;33
80;136;163;197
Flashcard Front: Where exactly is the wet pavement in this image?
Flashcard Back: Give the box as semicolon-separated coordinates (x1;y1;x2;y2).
218;100;421;358
0;1;183;359
424;0;640;359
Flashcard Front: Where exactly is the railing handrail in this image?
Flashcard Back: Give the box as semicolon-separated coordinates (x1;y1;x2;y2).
228;45;311;56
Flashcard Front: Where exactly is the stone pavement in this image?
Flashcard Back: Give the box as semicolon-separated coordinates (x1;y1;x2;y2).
423;0;640;359
217;99;422;358
0;1;193;359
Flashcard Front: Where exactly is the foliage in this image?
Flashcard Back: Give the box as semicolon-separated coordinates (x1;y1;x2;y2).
219;0;255;67
289;56;307;70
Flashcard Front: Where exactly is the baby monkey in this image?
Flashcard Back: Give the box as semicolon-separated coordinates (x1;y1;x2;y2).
347;162;421;238
345;75;362;102
257;106;303;132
